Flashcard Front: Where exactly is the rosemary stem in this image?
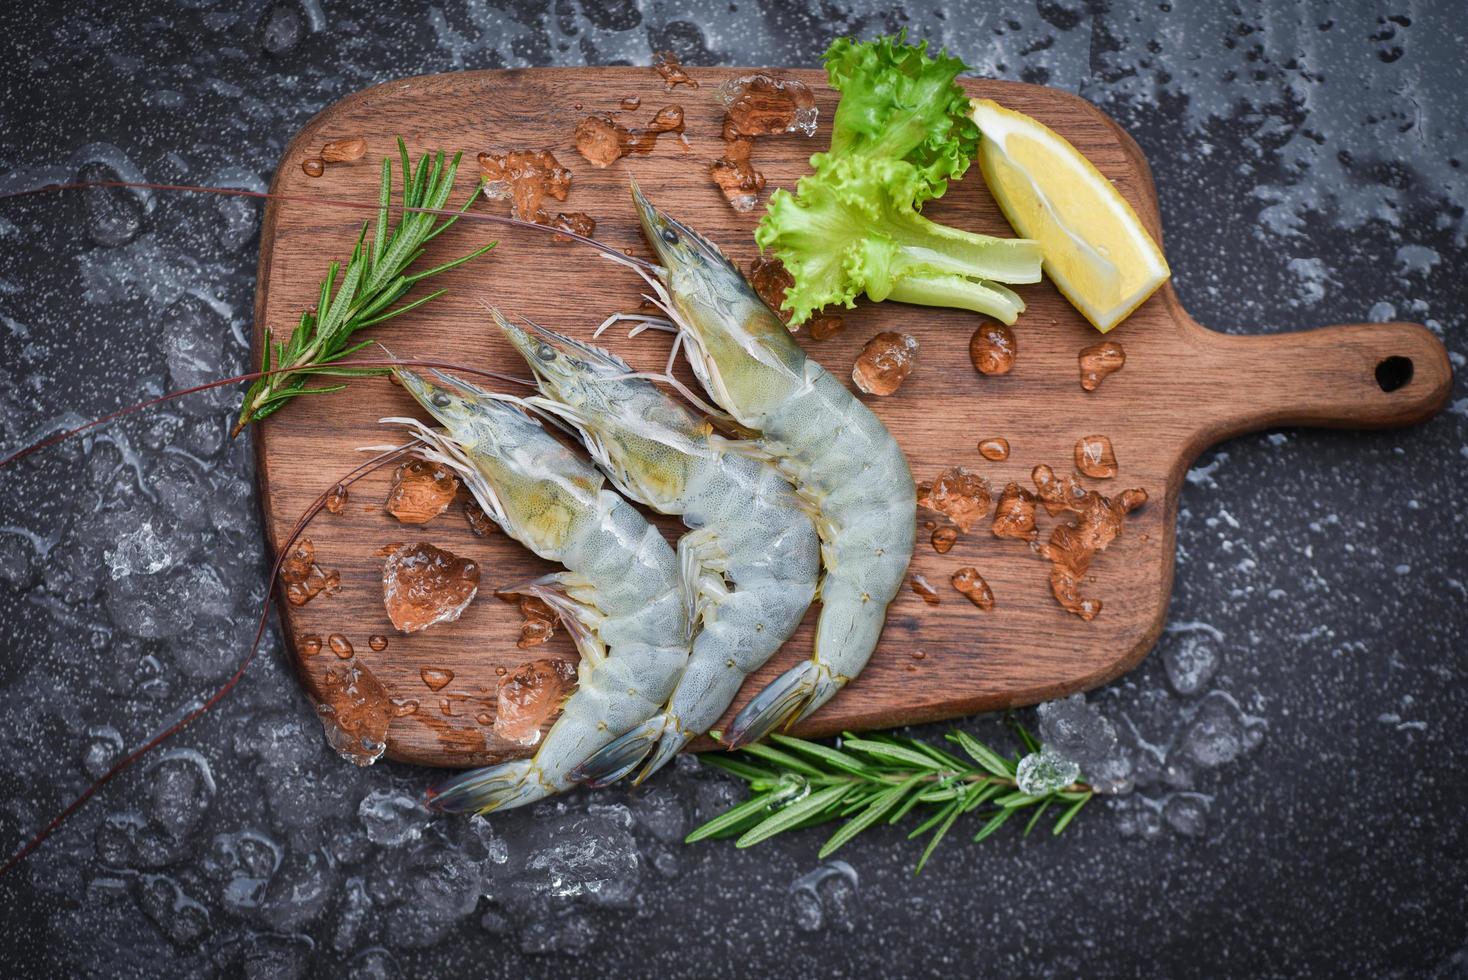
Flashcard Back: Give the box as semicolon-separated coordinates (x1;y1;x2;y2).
231;334;337;437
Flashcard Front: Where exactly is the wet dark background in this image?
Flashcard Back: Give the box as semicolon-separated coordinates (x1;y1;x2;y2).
0;1;1465;977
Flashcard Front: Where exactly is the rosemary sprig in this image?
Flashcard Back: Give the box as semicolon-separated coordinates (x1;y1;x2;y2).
233;137;494;435
688;728;1093;873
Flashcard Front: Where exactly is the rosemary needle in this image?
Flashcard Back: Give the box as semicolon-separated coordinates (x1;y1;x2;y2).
234;137;494;435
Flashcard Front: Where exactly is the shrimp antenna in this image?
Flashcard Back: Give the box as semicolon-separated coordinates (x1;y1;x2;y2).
593;256;738;423
375;342;535;390
0;179;661;272
0;442;414;877
0;357;535;469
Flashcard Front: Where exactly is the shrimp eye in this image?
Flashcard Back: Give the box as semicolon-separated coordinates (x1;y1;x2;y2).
661;226;679;245
537;344;556;361
430;392;451;408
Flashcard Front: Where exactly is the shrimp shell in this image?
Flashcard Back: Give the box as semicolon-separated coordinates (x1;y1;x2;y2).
626;186;916;747
388;365;690;813
496;311;820;783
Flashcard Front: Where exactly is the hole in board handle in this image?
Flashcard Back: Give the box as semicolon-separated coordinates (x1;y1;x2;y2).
1375;356;1414;393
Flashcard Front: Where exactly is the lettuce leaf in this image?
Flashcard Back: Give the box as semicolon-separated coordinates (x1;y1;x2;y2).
813;30;980;206
756;32;1039;326
757;157;1042;325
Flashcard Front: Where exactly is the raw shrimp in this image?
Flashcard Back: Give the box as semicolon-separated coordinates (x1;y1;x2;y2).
494;310;820;784
617;185;916;747
387;365;690;812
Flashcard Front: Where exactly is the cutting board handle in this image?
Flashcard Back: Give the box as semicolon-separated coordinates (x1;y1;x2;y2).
1186;319;1452;440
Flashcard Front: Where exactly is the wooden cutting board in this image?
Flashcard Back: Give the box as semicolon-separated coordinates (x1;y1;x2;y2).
252;67;1451;768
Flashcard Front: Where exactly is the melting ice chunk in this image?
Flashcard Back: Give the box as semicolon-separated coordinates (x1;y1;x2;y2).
381;542;480;633
494;658;577;747
1016;750;1080;795
316;661;393;767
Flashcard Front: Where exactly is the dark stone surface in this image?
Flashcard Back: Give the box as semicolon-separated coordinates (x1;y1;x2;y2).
0;2;1463;977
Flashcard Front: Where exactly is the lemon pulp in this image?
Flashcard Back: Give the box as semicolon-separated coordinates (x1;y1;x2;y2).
972;98;1169;333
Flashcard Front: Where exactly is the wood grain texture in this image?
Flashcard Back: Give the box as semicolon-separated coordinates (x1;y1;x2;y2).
251;68;1452;768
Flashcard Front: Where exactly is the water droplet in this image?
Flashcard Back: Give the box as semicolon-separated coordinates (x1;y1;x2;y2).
1075;436;1118;479
951;567;994;610
653;50;699;90
909;574;940;605
320;137;367;164
421;667;454;691
1079;341;1126;391
281;539;340;606
477;149;572;223
970;323;1016;375
978;438;1010;461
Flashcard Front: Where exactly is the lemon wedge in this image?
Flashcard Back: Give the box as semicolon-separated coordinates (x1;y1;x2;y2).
971;98;1169;333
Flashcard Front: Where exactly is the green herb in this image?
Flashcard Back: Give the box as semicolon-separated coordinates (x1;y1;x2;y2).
234;138;494;435
687;727;1093;873
755;32;1042;326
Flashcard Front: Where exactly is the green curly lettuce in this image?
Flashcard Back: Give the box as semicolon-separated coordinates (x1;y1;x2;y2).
813;30;980;206
757;156;1042;326
756;32;1040;327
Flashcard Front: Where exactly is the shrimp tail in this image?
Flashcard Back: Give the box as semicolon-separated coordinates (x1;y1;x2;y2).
423;759;543;814
723;660;840;749
637;727;693;784
569;716;662;787
570;714;693;787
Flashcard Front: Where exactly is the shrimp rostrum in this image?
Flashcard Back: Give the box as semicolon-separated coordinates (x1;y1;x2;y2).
616;185;917;748
386;366;690;813
494;310;821;784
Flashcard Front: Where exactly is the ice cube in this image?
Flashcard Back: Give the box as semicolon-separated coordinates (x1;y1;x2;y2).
1037;693;1119;767
134;873;211;948
631;785;689;844
316;661;393;767
161;295;233;416
381;542;480;633
1016;750;1081;795
1162;628;1223;696
80;725;124;778
383;847;487;948
147;751;214;842
358;789;430;847
1163;793;1211;837
348;948;404;980
237;934;313;979
259;851;338;932
1177;691;1267;769
500;809;641;907
1113;795;1164;840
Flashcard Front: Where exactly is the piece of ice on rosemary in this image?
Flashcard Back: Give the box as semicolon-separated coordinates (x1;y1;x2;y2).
1016;750;1081;796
